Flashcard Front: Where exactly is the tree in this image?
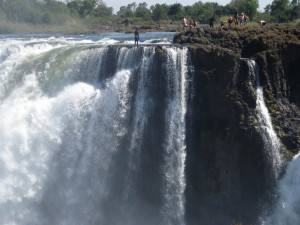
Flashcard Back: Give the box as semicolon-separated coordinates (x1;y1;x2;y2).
168;3;183;20
151;4;169;21
117;4;134;17
131;2;137;11
0;0;73;24
93;4;113;17
91;0;113;17
270;0;290;22
184;1;204;22
67;1;81;16
80;0;96;17
230;0;259;18
267;0;300;22
138;2;148;8
289;0;300;20
201;2;220;21
135;3;151;20
67;0;97;18
264;4;272;13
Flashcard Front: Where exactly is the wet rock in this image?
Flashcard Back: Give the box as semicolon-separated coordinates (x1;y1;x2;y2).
178;24;300;225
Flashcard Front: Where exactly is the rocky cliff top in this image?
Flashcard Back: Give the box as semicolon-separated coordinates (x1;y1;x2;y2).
174;24;300;156
173;23;300;57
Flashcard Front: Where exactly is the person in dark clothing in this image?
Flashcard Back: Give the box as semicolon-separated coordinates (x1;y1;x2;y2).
228;16;233;30
234;12;239;27
134;28;139;45
208;16;216;28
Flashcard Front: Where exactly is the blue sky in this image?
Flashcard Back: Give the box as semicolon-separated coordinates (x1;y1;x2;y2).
104;0;273;13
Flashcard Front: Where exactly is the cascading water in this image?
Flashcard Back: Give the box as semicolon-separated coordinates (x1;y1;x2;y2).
246;60;298;225
161;47;188;225
0;35;190;225
247;60;283;179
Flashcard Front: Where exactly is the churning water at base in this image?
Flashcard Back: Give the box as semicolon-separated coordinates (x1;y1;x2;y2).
0;35;189;225
263;153;300;225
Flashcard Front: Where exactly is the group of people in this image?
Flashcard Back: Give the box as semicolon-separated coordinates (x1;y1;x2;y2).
226;12;250;30
224;13;267;30
182;12;267;33
182;16;198;32
135;12;267;45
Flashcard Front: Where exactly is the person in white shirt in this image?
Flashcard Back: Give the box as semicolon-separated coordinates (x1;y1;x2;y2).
258;20;267;27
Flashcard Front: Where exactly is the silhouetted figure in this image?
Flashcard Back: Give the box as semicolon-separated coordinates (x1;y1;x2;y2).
208;16;216;28
134;28;139;45
234;12;239;27
228;16;233;30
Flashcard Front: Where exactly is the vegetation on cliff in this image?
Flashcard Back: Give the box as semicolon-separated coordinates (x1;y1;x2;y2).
0;0;299;34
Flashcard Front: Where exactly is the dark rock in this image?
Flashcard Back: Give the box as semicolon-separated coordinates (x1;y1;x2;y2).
176;24;300;224
175;24;300;155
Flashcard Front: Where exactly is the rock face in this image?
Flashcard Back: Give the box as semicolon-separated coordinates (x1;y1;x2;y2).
174;25;300;224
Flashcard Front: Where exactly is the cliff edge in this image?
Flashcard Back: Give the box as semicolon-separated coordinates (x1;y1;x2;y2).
173;24;300;224
174;24;300;155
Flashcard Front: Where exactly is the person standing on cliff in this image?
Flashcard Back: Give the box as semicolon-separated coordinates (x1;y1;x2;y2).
234;12;239;27
228;17;233;30
134;28;139;46
220;20;225;30
189;19;195;30
208;16;216;28
239;13;246;27
182;16;187;32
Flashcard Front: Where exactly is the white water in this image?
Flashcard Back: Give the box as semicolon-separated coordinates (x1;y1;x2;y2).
264;153;300;225
119;47;156;209
0;35;188;225
246;60;299;225
248;60;283;179
162;47;189;225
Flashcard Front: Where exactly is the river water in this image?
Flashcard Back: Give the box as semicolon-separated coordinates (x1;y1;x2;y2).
0;32;190;225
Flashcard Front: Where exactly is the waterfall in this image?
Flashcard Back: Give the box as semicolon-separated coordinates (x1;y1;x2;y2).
246;60;297;225
0;37;189;225
247;60;283;179
162;47;188;225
